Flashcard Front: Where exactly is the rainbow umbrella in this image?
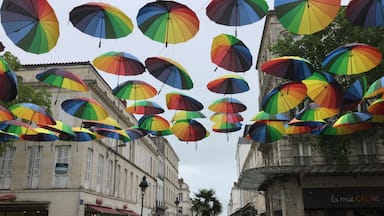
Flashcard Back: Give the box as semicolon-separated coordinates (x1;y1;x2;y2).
126;100;164;115
368;98;384;115
288;118;326;128
171;119;207;142
302;71;343;109
209;97;247;113
39;120;75;138
21;127;58;142
148;128;173;137
207;74;250;94
0;120;37;136
247;120;285;143
61;97;108;121
346;0;384;27
0;0;59;54
321;43;382;75
166;92;204;111
206;0;269;36
210;112;244;124
274;0;341;35
364;76;384;98
125;126;148;141
69;2;133;47
295;103;339;121
60;127;96;141
136;1;199;47
0;70;18;102
261;82;307;114
145;56;193;93
94;128;130;142
82;117;122;130
113;80;157;101
0;57;10;74
285;124;313;135
212;122;243;133
170;110;206;122
320;122;372;135
0;130;19;141
341;76;368;112
371;114;384;123
261;56;314;81
9;102;55;125
333;112;372;127
250;111;289;122
138;115;170;132
211;34;252;72
0;105;14;122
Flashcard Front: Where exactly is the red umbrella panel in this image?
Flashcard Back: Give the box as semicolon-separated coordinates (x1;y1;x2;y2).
368;98;384;115
208;97;247;113
171;119;207;142
166;92;204;111
0;105;14;121
207;74;250;94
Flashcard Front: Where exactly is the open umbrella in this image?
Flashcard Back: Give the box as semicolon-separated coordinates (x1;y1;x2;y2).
0;57;10;74
346;0;384;27
261;56;314;81
0;120;37;136
341;76;367;112
207;74;250;94
364;75;384;98
0;130;19;141
125;126;148;141
261;82;307;114
171;119;207;142
61;97;108;121
302;71;343;109
295;103;339;121
59;127;97;141
209;97;247;113
0;105;14;122
0;0;59;54
138;115;170;132
285;124;314;135
82;117;122;130
321;43;382;75
148;128;173;137
0;70;18;102
145;56;193;93
9;102;55;125
210;112;244;124
288;118;326;128
247;120;285;143
274;0;341;35
250;111;289;122
212;122;243;133
368;98;384;115
69;2;133;47
166;92;204;111
136;1;199;47
126;100;164;115
206;0;269;36
94;128;130;142
333;112;372;127
21;127;58;142
170;110;206;122
211;34;252;72
39;120;75;138
113;80;157;101
320;122;372;135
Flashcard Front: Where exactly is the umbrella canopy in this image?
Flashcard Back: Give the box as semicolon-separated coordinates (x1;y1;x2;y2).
321;43;382;75
261;56;314;81
288;118;326;127
274;0;341;35
0;130;19;141
94;128;130;142
113;80;157;100
0;0;59;54
145;56;193;92
210;112;244;124
364;75;384;98
166;92;204;111
60;127;96;141
285;124;314;135
212;122;242;133
0;105;14;122
93;51;145;76
333;112;372;127
126;100;164;115
209;97;247;113
261;81;307;114
39;120;75;137
148;128;173;137
0;70;18;102
295;103;339;121
0;120;37;136
171;119;207;142
138;115;170;132
21;127;58;142
320;122;372;135
36;68;89;92
82;117;122;130
170;110;206;122
346;0;384;27
136;1;199;47
9;102;55;125
69;2;133;47
367;98;384;115
125;126;148;141
207;74;250;94
61;97;108;121
247;120;285;143
250;111;289;122
302;71;343;109
211;34;252;72
0;57;10;74
341;76;368;112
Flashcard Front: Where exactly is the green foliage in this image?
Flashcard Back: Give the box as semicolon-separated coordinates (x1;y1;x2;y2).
2;51;21;71
191;189;222;216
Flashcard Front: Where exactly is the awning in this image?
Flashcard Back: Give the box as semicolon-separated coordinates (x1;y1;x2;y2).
86;205;124;215
116;209;140;216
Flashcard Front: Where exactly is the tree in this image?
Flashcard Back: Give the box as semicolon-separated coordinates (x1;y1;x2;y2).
191;189;222;216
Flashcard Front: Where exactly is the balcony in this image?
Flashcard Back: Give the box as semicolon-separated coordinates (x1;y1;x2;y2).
293;156;311;166
358;154;377;164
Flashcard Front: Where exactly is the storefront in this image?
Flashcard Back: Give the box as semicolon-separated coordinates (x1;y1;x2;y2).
0;201;49;216
303;187;384;216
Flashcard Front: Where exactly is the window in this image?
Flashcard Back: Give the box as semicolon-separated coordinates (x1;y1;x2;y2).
293;142;311;165
359;141;376;164
106;159;113;195
96;154;104;193
53;145;70;188
84;148;93;189
0;147;15;189
178;192;183;201
27;146;42;188
114;164;121;197
123;169;128;199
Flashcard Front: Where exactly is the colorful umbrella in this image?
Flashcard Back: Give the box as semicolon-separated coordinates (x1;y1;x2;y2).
368;98;384;115
320;122;372;135
171;119;207;142
9;102;55;125
21;127;58;142
364;75;384;98
341;76;368;112
0;130;19;141
211;34;252;72
0;0;59;54
39;120;75;138
0;57;10;74
125;126;148;141
61;97;108;121
69;2;133;47
82;117;122;130
295;103;339;121
113;80;157;100
138;115;170;132
170;110;206;122
0;120;37;136
94;128;130;142
145;56;193;92
0;105;14;122
285;124;313;135
148;128;173;137
261;82;307;114
207;74;250;94
302;71;343;109
261;56;314;81
210;112;244;124
166;92;204;111
247;120;285;143
274;0;341;35
126;100;164;115
346;0;384;27
321;43;382;75
136;1;199;47
209;97;247;113
0;70;18;102
59;127;96;142
288;118;326;128
333;112;372;127
250;111;289;122
212;122;243;133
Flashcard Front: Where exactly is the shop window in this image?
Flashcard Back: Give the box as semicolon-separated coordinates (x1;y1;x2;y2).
26;146;42;188
0;147;15;189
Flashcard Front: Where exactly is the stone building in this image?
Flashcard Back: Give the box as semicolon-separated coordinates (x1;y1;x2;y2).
176;178;192;216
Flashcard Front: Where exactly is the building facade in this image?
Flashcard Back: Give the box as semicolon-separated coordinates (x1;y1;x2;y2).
177;178;192;216
0;62;183;216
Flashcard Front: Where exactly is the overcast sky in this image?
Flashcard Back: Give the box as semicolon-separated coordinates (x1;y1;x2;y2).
0;0;349;214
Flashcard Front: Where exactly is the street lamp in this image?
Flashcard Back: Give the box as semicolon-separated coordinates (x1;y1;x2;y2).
139;176;148;216
174;197;180;216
